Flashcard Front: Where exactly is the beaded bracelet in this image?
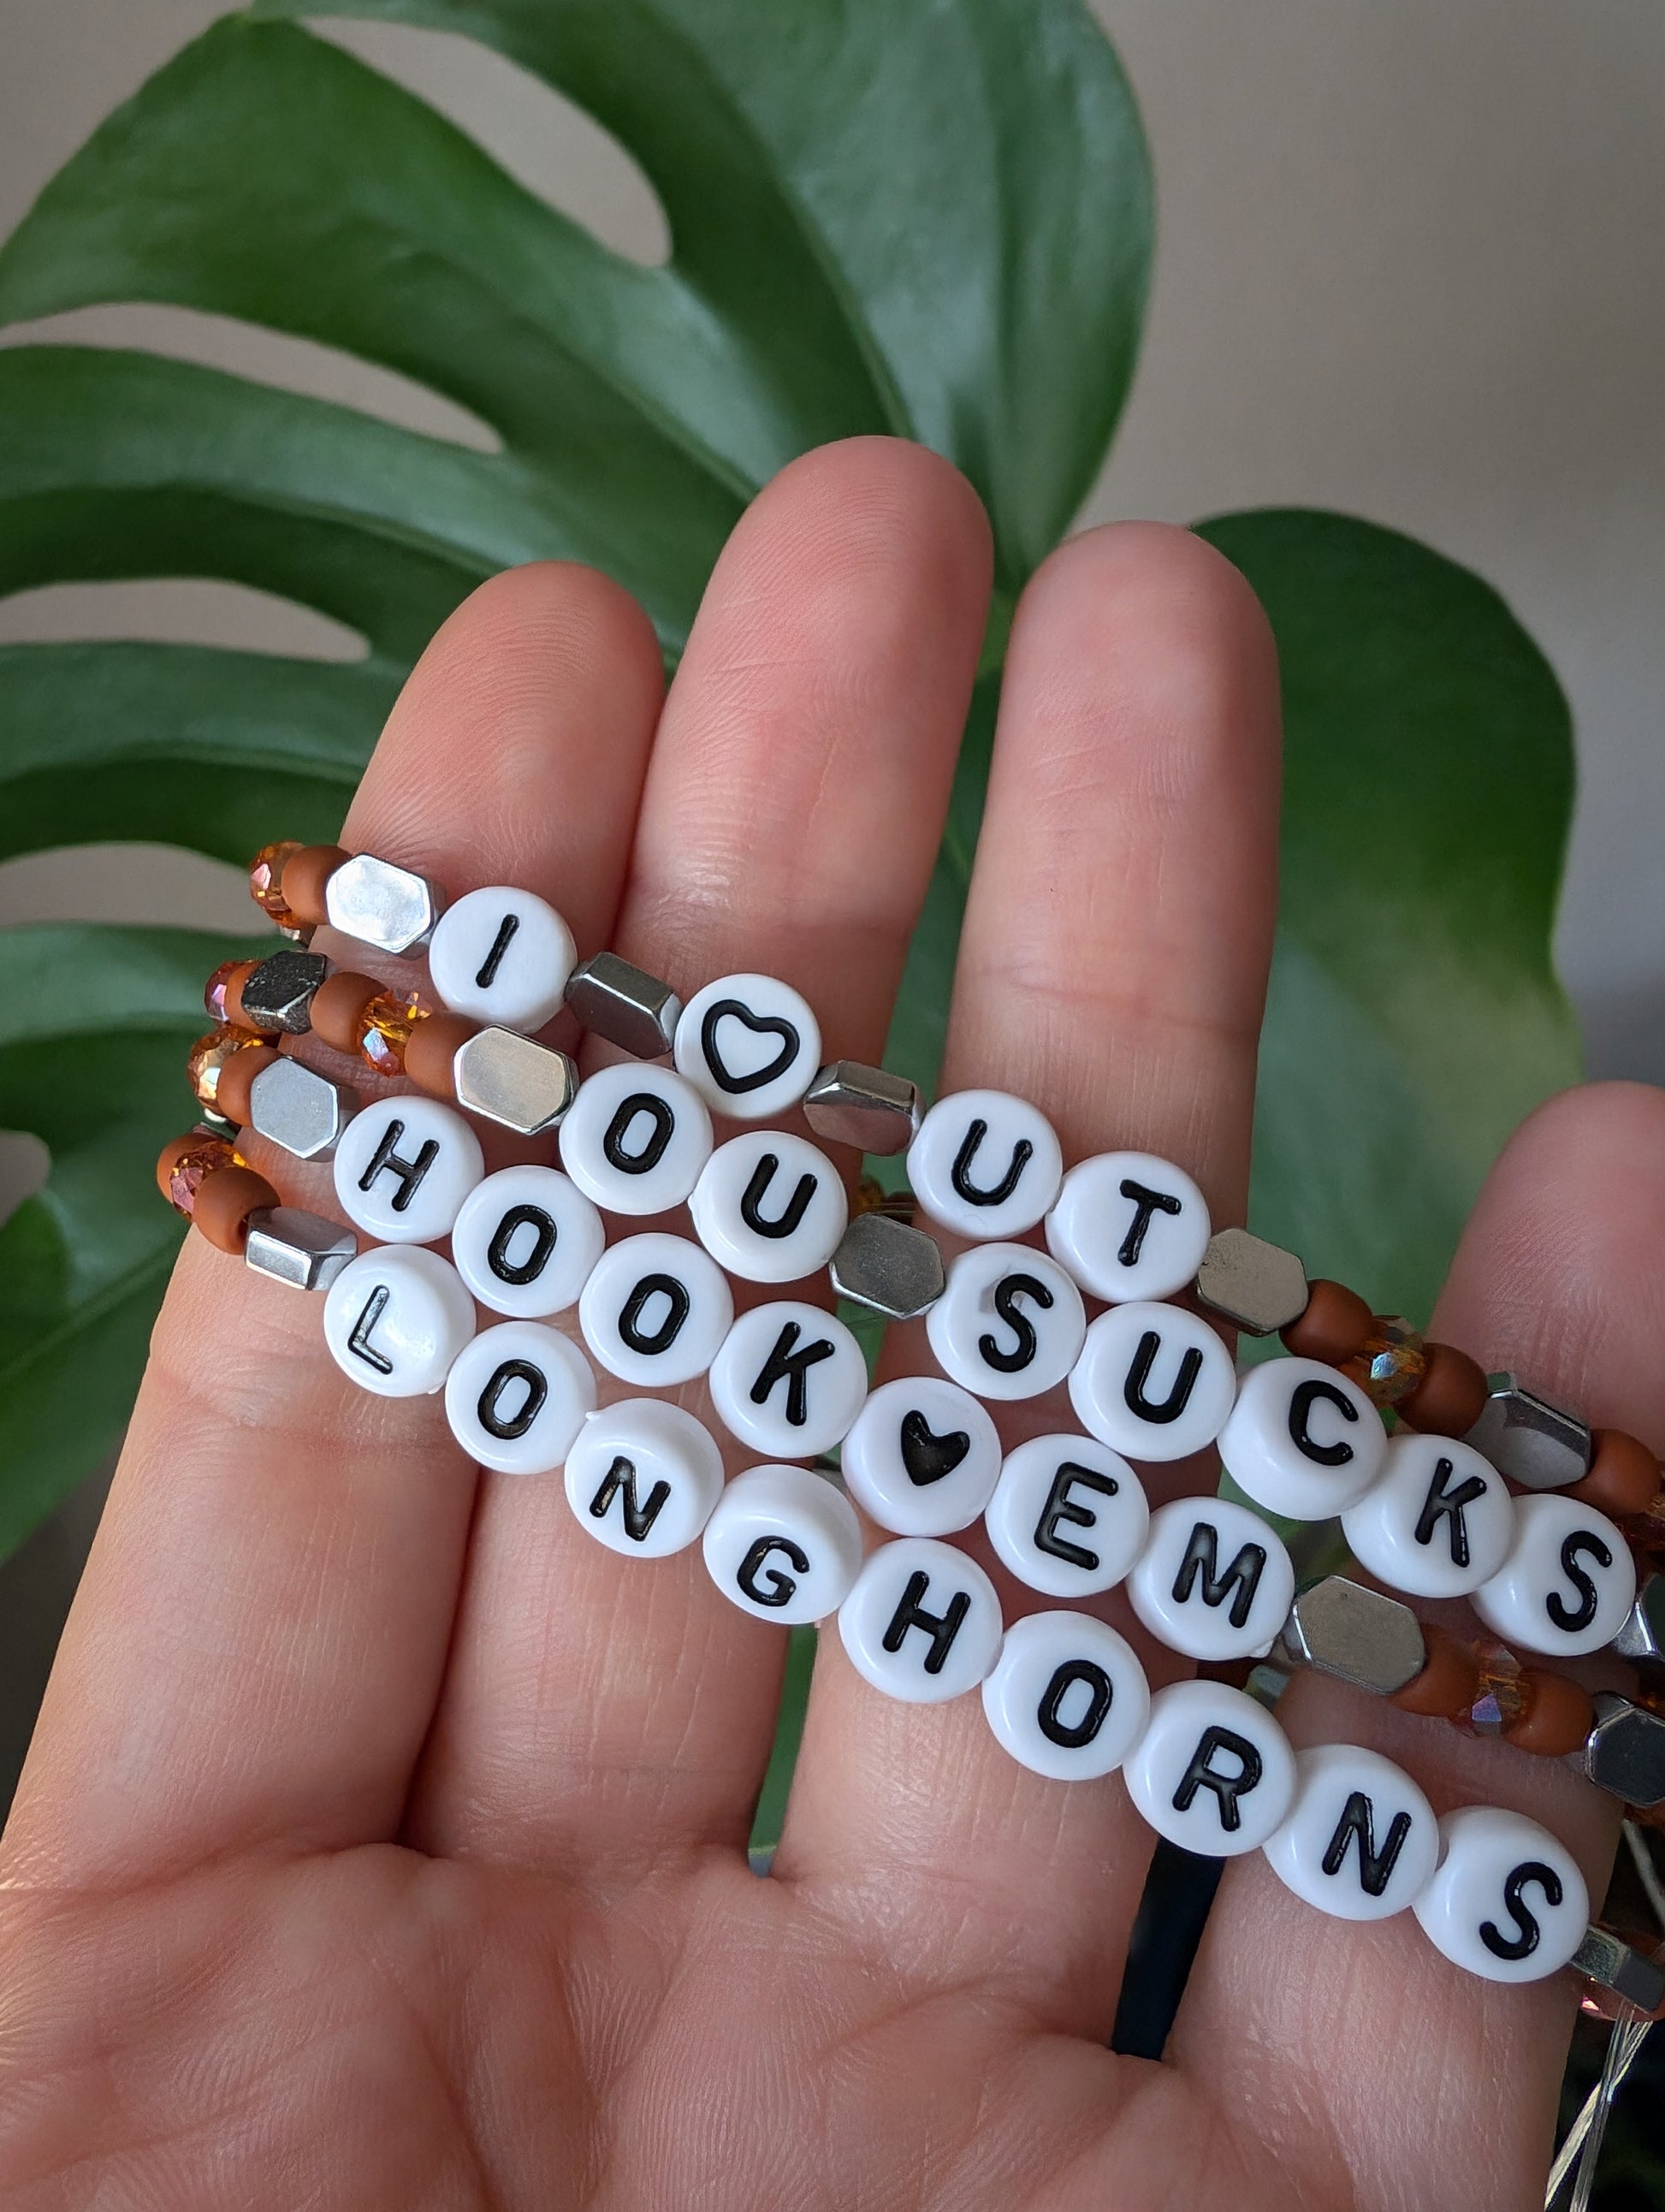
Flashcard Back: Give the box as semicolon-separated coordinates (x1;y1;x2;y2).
154;840;1665;2014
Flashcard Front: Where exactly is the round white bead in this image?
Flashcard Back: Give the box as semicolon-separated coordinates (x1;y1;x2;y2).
1066;1302;1235;1462
839;1375;1003;1537
578;1231;734;1388
323;1245;477;1398
1470;1490;1637;1658
1043;1149;1212;1303
983;1434;1149;1598
331;1093;484;1245
906;1088;1064;1241
442;1319;596;1474
1218;1356;1387;1520
837;1536;1004;1703
1412;1804;1589;1983
424;884;576;1032
1123;1678;1297;1856
981;1610;1151;1782
563;1398;726;1558
924;1242;1086;1403
702;1463;864;1622
688;1129;849;1284
707;1299;868;1457
449;1165;604;1319
1261;1743;1440;1921
1340;1431;1515;1599
673;971;821;1122
558;1061;713;1217
1126;1494;1296;1661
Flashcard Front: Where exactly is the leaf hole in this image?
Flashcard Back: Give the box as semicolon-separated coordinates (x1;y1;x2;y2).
0;578;365;664
0;1133;49;1236
0;844;252;936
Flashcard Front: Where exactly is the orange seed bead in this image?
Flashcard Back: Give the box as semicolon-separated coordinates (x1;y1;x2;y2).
192;1163;281;1254
276;843;350;928
1281;1278;1374;1365
1396;1340;1490;1437
1503;1669;1596;1758
1390;1623;1481;1718
1570;1429;1662;1522
403;1010;479;1099
187;1025;270;1112
213;1043;281;1127
311;971;384;1056
204;958;260;1028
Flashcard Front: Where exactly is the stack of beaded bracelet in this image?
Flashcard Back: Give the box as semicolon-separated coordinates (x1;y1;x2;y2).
154;840;1665;2018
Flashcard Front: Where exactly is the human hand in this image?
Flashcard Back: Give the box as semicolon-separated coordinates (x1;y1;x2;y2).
0;439;1654;2212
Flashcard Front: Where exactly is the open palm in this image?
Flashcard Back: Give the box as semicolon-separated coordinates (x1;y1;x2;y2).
0;440;1653;2212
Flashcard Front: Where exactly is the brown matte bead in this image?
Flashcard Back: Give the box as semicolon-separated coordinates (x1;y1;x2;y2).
278;843;351;928
191;1164;281;1254
1570;1429;1662;1521
212;1044;281;1127
404;1011;478;1100
1396;1340;1491;1438
311;970;383;1055
1281;1277;1374;1365
1504;1669;1597;1758
1391;1624;1481;1717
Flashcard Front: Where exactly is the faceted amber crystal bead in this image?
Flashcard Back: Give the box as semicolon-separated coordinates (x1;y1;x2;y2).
204;958;260;1028
1626;1493;1665;1574
187;1025;270;1111
1345;1315;1427;1409
1460;1636;1527;1736
357;989;430;1077
249;840;305;929
157;1132;238;1218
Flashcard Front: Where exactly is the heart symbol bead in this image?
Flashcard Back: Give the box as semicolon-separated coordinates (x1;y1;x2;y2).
899;1408;971;1486
700;999;800;1095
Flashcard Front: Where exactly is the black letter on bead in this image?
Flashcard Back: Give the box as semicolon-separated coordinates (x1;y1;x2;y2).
738;1153;816;1240
358;1117;441;1213
1480;1859;1564;1961
881;1569;971;1675
749;1321;836;1427
1412;1456;1489;1569
1320;1790;1413;1897
1287;1378;1360;1467
1546;1529;1615;1634
346;1283;395;1374
950;1117;1034;1208
1171;1724;1263;1832
1170;1520;1267;1630
978;1272;1054;1373
618;1272;691;1356
1034;1462;1120;1572
700;1000;798;1095
737;1534;810;1609
1117;1178;1183;1267
588;1455;672;1544
1037;1659;1115;1749
603;1094;676;1176
486;1202;558;1287
473;911;520;990
477;1358;548;1440
1123;1331;1206;1426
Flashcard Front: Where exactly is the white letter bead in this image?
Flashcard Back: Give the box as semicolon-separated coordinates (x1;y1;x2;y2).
1412;1804;1589;1983
1044;1150;1211;1304
983;1434;1149;1598
1340;1432;1515;1599
1067;1302;1235;1461
707;1299;868;1457
702;1463;864;1622
673;972;821;1122
331;1093;484;1245
1123;1679;1297;1856
1471;1491;1636;1658
424;884;576;1032
1262;1744;1440;1921
1127;1495;1296;1661
558;1061;713;1216
323;1246;477;1397
689;1130;849;1284
906;1088;1063;1240
443;1319;596;1474
564;1398;726;1558
925;1242;1086;1403
578;1232;733;1387
981;1611;1151;1781
838;1536;1004;1703
449;1165;604;1319
1218;1356;1387;1520
839;1375;1003;1537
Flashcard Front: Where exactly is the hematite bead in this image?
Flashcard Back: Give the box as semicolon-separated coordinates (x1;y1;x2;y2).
245;1206;358;1292
1193;1226;1308;1335
1614;1574;1665;1663
247;1056;358;1162
324;851;444;958
238;948;331;1035
1573;1926;1665;2020
564;951;681;1059
1580;1691;1665;1808
1271;1574;1426;1697
1465;1370;1591;1490
802;1061;922;1155
452;1027;578;1135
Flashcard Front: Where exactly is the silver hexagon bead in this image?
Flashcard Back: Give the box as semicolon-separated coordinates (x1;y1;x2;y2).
803;1061;922;1156
1579;1692;1665;1809
829;1211;945;1321
564;952;681;1059
245;1206;358;1292
1271;1574;1426;1698
1613;1574;1665;1664
1465;1371;1591;1490
1571;1924;1665;2017
323;851;444;958
453;1027;578;1135
247;1056;358;1162
1193;1225;1309;1336
239;947;331;1035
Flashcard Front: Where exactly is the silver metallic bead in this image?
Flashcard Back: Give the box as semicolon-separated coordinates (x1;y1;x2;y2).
323;851;444;958
564;951;681;1059
1572;1924;1665;2017
1464;1371;1591;1491
247;1055;358;1162
239;947;330;1035
827;1210;945;1321
1271;1574;1426;1698
453;1026;578;1135
803;1061;923;1155
245;1205;358;1292
1613;1573;1665;1664
1579;1691;1665;1809
1193;1225;1309;1336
